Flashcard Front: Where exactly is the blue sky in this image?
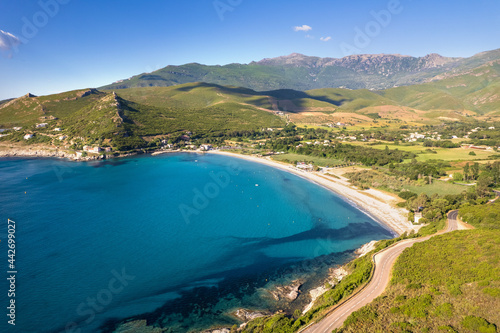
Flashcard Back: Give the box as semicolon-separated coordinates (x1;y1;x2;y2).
0;0;499;100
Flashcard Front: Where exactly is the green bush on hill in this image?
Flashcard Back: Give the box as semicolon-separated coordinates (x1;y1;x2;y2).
337;230;500;333
459;201;500;229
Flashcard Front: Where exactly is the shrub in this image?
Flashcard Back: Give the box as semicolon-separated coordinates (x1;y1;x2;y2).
399;191;418;200
461;315;497;333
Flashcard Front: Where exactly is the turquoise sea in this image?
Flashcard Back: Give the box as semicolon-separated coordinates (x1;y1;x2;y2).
0;153;393;332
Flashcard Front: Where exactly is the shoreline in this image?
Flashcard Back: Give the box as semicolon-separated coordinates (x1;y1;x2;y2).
0;146;418;235
206;151;419;236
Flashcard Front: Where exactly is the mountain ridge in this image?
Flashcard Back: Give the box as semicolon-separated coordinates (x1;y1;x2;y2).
101;48;500;92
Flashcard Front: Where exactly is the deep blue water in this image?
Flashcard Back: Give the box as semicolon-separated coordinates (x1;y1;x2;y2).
0;153;393;332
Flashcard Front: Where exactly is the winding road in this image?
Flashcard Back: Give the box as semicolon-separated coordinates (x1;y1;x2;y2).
303;210;467;333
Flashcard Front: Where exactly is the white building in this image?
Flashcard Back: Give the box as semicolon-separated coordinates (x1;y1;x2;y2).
200;144;213;151
24;134;34;140
296;162;314;171
414;212;423;224
36;123;48;128
83;146;102;153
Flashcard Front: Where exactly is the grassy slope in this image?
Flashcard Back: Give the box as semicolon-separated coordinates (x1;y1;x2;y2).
338;230;500;333
459;201;500;229
338;202;500;333
114;84;284;137
0;85;286;150
381;60;500;115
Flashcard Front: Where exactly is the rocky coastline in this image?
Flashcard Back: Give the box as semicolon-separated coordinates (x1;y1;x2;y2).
0;146;139;161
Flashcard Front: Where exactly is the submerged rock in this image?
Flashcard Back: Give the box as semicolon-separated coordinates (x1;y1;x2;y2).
113;319;165;332
233;308;267;321
268;279;303;301
201;329;231;333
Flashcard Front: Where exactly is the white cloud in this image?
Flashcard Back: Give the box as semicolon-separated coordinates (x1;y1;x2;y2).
320;36;332;42
0;30;21;51
293;25;312;32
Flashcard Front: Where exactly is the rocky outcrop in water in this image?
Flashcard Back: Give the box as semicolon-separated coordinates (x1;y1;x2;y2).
268;279;302;301
233;308;266;321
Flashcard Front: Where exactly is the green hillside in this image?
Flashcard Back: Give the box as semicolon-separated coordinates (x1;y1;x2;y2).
0;85;285;151
337;229;500;333
1;69;499;153
338;203;500;333
382;60;500;114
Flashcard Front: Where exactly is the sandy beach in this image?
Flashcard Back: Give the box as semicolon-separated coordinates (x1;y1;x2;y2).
208;150;420;236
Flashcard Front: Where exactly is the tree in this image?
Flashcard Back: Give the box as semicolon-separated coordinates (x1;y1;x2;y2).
453;172;463;182
471;162;480;180
476;175;493;198
412;193;429;211
464;163;470;181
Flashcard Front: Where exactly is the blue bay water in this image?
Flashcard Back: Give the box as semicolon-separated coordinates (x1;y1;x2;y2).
0;153;393;332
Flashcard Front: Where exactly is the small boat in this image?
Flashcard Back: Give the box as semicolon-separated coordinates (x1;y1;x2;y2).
255;184;259;186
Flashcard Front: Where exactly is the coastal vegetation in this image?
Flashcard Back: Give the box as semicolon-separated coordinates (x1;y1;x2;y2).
336;230;500;333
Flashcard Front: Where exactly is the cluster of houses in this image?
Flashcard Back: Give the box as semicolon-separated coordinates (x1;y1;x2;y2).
405;132;427;142
463;126;495;139
296;140;334;148
326;122;347;128
158;139;216;151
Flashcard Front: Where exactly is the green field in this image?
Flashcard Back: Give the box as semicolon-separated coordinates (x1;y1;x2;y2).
351;142;498;162
271;153;343;166
403;181;468;196
415;148;496;162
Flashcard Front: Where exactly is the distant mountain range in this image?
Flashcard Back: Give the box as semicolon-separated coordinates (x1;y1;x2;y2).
101;49;500;91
